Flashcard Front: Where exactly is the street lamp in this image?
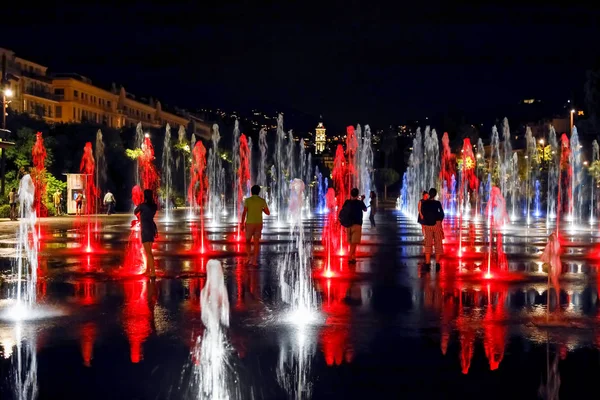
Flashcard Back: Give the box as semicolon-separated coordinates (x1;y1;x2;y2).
2;87;12;130
570;109;575;133
539;139;544;145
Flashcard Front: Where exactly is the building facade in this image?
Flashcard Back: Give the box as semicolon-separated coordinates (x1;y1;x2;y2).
1;48;190;130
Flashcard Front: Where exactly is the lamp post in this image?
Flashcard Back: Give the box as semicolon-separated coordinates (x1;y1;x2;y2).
570;109;575;133
2;87;13;130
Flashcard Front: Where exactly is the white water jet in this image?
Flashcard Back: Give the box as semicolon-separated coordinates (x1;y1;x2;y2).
193;259;238;399
525;127;538;224
591;140;599;223
14;174;37;312
95;129;107;212
547;126;559;219
134;122;144;187
257;128;267;188
177;126;188;209
287;130;296;182
360;125;375;197
162;124;172;221
208;125;224;222
279;179;317;321
569;127;582;224
274;115;287;221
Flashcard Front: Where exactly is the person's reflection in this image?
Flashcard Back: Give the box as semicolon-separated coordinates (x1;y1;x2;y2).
539;337;561;399
121;278;156;363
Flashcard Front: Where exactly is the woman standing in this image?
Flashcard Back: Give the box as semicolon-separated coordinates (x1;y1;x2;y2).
417;191;429;236
368;191;377;228
135;189;158;277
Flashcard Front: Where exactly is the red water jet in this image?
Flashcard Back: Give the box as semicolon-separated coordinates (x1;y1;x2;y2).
332;145;348;255
139;136;160;195
80;142;98;214
322;188;340;272
440;132;455;210
189;141;209;253
80;142;99;252
236;134;251;241
31;132;48;217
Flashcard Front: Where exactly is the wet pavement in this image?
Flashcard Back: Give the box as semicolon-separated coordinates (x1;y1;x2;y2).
1;209;600;399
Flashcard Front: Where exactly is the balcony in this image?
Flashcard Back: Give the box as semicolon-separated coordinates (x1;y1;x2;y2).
23;87;59;101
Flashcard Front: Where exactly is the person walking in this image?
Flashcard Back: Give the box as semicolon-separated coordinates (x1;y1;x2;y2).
104;190;116;215
53;190;62;216
241;185;270;266
417;191;429;236
421;188;444;268
8;188;17;221
368;191;377;228
135;189;158;278
344;188;367;263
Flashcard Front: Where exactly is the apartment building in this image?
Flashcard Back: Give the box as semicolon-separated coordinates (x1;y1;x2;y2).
1;48;190;130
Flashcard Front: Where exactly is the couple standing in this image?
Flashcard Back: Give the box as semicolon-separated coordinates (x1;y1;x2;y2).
418;188;444;266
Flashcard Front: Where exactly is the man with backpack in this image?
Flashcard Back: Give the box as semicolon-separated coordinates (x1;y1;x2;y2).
339;187;367;264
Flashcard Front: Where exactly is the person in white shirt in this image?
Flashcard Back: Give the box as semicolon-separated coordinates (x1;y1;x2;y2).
103;191;116;215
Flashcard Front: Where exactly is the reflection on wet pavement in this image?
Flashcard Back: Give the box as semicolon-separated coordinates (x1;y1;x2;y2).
2;209;600;398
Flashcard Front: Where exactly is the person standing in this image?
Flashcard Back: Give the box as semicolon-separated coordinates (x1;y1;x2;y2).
344;188;367;263
421;188;444;267
8;188;17;221
241;185;270;266
53;190;62;216
135;189;158;278
368;191;377;228
104;190;116;215
75;192;84;216
417;191;429;236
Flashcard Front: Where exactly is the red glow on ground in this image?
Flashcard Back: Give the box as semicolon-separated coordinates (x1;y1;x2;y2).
320;278;353;366
122;279;154;363
80;322;96;367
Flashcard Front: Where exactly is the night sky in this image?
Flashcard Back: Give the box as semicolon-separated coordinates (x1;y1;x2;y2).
3;3;600;131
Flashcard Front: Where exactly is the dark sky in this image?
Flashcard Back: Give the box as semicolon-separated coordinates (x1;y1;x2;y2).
3;3;600;131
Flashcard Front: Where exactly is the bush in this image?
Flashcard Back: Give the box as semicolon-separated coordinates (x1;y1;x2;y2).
0;204;11;218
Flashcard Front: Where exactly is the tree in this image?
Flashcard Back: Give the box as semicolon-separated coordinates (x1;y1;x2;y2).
376;168;400;200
